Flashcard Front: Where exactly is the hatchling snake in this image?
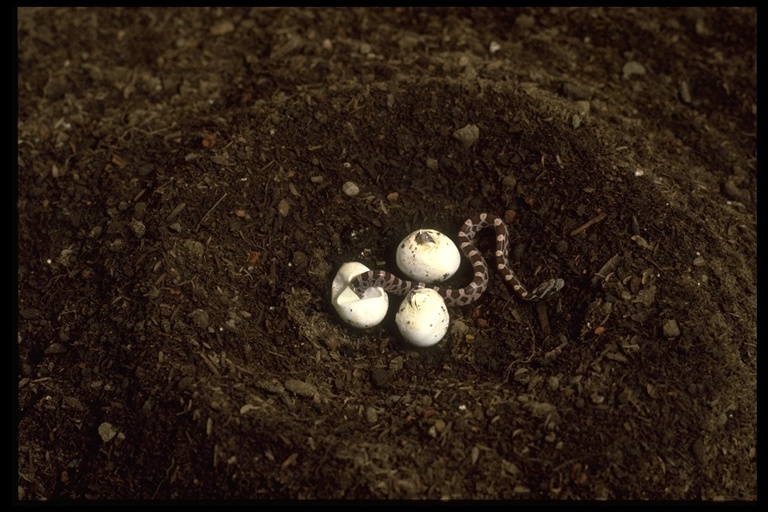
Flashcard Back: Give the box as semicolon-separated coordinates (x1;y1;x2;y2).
351;213;564;306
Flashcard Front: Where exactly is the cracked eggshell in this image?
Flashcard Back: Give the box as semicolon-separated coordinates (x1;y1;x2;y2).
331;262;389;329
396;229;461;283
395;288;450;347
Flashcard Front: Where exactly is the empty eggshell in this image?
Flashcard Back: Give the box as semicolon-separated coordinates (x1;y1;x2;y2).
395;288;450;347
396;229;461;283
331;262;389;329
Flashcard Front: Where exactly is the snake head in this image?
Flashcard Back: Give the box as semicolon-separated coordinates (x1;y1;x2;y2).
350;284;365;298
414;230;436;245
349;274;368;298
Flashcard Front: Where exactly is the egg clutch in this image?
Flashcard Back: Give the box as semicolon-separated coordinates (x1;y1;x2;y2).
331;228;463;347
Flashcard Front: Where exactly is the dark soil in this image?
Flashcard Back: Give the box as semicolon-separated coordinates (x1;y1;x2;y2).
17;7;756;500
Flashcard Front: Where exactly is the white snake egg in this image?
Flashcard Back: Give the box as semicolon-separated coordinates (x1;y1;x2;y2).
331;262;389;329
396;229;461;283
395;288;450;347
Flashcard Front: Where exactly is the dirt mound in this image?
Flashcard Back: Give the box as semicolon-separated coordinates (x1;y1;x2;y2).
17;7;755;500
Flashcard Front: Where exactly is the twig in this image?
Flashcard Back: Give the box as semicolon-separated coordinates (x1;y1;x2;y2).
591;253;621;287
536;301;551;336
196;193;228;232
570;212;607;237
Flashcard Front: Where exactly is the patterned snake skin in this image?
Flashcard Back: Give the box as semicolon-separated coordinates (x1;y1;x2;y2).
351;213;564;306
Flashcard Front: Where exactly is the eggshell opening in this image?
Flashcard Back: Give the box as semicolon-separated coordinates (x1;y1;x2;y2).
395;288;450;347
331;262;389;329
396;229;461;283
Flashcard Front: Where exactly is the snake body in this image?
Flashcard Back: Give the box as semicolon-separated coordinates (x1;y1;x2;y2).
351;213;564;306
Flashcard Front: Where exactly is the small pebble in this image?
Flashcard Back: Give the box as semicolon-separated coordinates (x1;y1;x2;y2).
663;319;681;338
44;343;68;355
695;18;710;37
453;124;479;148
130;219;146;238
284;379;317;397
502;174;517;190
278;198;290;217
209;20;235;36
183;239;205;259
515;14;535;29
450;319;470;338
622;61;646;79
342;181;360;196
572;114;582;129
98;422;117;443
365;407;378;424
388;356;404;373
